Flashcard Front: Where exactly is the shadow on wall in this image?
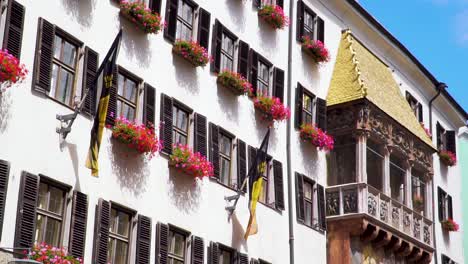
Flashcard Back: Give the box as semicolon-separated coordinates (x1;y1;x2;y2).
172;54;200;95
440;163;448;183
0;91;12;134
60;0;95;28
64;142;81;191
257;20;279;55
224;0;247;33
301;53;320;88
252;111;280;149
108;138;150;197
167;166;202;213
216;82;240;123
230;212;248;251
442;229;450;246
120;16;153;69
299;139;319;178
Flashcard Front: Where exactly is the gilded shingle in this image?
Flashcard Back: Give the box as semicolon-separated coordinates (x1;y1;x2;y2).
327;30;434;148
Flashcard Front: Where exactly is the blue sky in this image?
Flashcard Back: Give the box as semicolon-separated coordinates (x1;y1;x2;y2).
359;0;468;113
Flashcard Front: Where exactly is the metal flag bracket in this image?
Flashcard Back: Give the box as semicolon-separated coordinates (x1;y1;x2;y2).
224;178;248;215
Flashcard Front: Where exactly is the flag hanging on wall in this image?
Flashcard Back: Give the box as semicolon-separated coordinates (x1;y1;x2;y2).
85;30;122;177
244;128;270;240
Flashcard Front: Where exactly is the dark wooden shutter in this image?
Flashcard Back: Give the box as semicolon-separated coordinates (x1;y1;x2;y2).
418;104;423;123
438;187;444;221
296;0;304;41
197;8;211;50
209;123;220;179
436;123;443;150
191;236;205;264
160;94;173;155
3;0;25;59
208;242;219;264
295;83;304;129
69;191;88;259
143;83;156;127
276;0;283;8
316;17;325;43
164;0;178;42
295;173;305;223
14;172;39;248
211;20;222;73
248;146;257;171
93;199;110;264
194;113;208;157
250;260;260;264
249;50;258;96
237;139;247;192
149;0;162;14
237;40;250;79
446;131;456;155
33;18;55;94
253;0;261;9
156;222;169;264
105;66;118;126
0;160;10;240
273;160;285;210
317;184;326;230
237;252;248;264
315;97;327;131
273;67;285;103
82;47;99;116
448;195;453;219
136;215;152;264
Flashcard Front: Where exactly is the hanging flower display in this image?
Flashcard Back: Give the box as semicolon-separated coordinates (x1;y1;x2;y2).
172;40;211;67
0;49;27;89
27;242;82;263
301;36;330;63
441;218;459;232
299;123;334;151
413;194;424;208
169;144;214;177
258;4;289;29
111;116;162;158
253;95;290;123
119;0;164;34
217;70;253;96
420;122;432;138
439;150;457;167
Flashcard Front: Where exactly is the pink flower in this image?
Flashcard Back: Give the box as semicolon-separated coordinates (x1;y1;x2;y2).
172;40;211;67
254;95;290;124
258;4;289;29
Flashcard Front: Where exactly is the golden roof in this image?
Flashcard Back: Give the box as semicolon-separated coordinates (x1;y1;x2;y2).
327;30;434;148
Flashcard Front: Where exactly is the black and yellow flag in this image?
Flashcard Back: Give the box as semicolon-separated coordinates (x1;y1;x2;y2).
85;30;122;177
245;128;270;240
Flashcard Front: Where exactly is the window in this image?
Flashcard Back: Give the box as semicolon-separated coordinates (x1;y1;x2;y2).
50;34;78;106
258;0;283;8
220;33;235;72
107;207;132;264
438;187;453;222
367;141;384;192
296;172;326;231
168;228;187;264
297;1;324;44
176;0;194;41
412;170;426;215
436;122;456;155
303;180;316;227
302;91;315;125
405;91;423;123
257;60;271;96
328;136;356;185
219;132;233;187
218;246;234;264
295;83;327;130
303;8;315;39
442;254;457;264
258;160;272;205
390;155;406;204
172;105;190;146
116;72;139;121
35;182;66;246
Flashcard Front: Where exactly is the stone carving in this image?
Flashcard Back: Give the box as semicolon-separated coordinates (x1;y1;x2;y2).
414;218;421;239
326;192;340;216
403;212;411;233
392;207;400;227
380;201;388;222
423;225;431;244
368;193;377;216
343;189;358;213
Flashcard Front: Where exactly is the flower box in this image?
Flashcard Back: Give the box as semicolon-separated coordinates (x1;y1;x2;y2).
301;36;330;64
299;123;334;151
111;116;161;158
439;150;457;167
172;40;211;67
258;4;289;29
119;1;164;34
0;49;27;90
217;70;253;96
441;218;459;232
28;242;82;263
413;194;424;209
420;122;432;139
169;144;214;178
253;95;290;124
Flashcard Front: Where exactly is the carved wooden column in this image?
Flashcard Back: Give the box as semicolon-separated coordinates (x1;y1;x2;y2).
382;146;391;196
425;175;433;218
405;160;413;208
355;131;368;183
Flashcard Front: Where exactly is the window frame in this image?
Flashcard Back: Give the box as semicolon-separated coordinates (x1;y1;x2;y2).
167;224;191;264
219;29;237;72
301;89;316;126
256;55;273;97
302;178;316;228
107;202;136;264
116;67;143;122
218;128;235;189
302;6;316;40
175;0;198;41
172;100;193;147
258;156;273;207
406;91;423;122
217;243;236;264
439;188;452;222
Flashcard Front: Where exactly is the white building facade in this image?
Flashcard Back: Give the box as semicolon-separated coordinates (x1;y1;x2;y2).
0;0;465;263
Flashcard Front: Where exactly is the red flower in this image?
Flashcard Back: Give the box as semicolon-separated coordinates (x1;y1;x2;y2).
26;242;82;263
0;49;27;89
439;150;457;167
170;144;214;177
172;40;211;67
217;70;253;96
254;95;290;123
119;0;164;34
441;218;459;232
299;123;334;151
301;36;330;63
258;4;289;29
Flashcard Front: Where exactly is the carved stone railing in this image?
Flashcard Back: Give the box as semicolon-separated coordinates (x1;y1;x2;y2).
326;183;433;247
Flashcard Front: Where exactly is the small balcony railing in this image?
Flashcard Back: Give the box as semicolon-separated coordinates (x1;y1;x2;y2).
326;183;433;247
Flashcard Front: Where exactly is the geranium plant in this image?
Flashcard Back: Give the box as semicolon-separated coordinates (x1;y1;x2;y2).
0;49;27;90
413;194;424;208
27;242;82;263
299;123;334;151
217;70;253;96
420;122;432;138
301;36;330;64
119;0;164;34
258;4;289;29
169;143;214;177
111;116;161;158
254;95;290;123
439;150;457;167
441;218;459;232
173;40;211;67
